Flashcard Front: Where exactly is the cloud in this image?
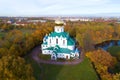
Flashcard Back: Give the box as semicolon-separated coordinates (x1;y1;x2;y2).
0;0;119;16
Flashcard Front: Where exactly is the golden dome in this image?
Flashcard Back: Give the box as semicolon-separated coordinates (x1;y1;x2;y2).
55;19;64;25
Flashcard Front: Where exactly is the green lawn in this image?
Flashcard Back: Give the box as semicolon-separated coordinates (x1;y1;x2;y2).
26;56;98;80
108;46;120;73
25;54;98;80
40;57;98;80
108;46;120;60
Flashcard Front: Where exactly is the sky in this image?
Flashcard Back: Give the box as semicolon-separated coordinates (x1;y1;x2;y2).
0;0;120;16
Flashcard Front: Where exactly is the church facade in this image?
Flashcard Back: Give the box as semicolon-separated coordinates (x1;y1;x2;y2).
41;20;80;60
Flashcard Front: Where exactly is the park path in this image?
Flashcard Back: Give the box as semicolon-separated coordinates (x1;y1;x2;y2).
30;46;84;65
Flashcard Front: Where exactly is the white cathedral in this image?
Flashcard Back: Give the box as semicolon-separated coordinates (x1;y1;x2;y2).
41;19;80;60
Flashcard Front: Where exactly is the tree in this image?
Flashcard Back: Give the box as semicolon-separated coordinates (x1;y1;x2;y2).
69;27;76;38
86;49;116;67
8;44;19;56
0;55;35;80
113;73;120;80
86;49;117;80
83;30;95;52
0;48;8;57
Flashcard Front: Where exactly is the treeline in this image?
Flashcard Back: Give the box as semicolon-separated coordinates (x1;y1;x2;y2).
65;21;120;52
0;22;53;79
0;22;55;30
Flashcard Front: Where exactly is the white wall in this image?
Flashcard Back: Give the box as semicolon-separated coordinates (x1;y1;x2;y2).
43;36;75;50
54;26;64;33
41;44;48;49
67;45;75;50
64;54;70;59
42;50;52;54
47;36;67;48
57;53;70;59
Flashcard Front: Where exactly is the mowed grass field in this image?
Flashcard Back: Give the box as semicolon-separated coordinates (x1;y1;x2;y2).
25;56;98;80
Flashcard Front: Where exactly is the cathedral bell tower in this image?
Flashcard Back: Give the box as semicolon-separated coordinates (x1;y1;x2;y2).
54;19;64;33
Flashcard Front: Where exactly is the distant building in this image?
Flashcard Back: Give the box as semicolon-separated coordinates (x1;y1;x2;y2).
7;21;12;24
64;18;93;22
27;20;46;23
13;22;28;26
41;19;80;60
79;18;93;21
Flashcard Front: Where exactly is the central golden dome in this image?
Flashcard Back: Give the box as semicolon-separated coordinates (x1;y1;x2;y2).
55;19;64;25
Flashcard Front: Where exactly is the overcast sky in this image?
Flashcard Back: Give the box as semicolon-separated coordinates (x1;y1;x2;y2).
0;0;120;16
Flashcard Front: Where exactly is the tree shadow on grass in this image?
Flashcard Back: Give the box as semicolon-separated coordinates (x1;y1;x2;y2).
40;63;64;80
40;58;99;80
24;55;41;80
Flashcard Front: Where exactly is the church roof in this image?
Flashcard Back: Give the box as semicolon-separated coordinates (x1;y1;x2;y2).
49;32;69;38
44;35;48;39
59;48;73;54
43;45;73;54
67;38;75;45
43;41;47;45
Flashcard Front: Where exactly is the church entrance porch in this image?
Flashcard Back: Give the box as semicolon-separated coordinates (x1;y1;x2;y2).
66;55;68;59
51;53;57;60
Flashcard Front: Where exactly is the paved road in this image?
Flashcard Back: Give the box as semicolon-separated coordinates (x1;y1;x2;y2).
30;46;84;65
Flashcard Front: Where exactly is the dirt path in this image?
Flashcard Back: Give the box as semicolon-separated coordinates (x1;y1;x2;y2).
30;46;84;65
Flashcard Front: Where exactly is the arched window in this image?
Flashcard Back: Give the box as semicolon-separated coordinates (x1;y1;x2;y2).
50;39;51;43
63;40;65;45
56;39;58;44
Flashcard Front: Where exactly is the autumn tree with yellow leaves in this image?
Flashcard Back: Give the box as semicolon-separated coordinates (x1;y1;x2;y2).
0;55;35;80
